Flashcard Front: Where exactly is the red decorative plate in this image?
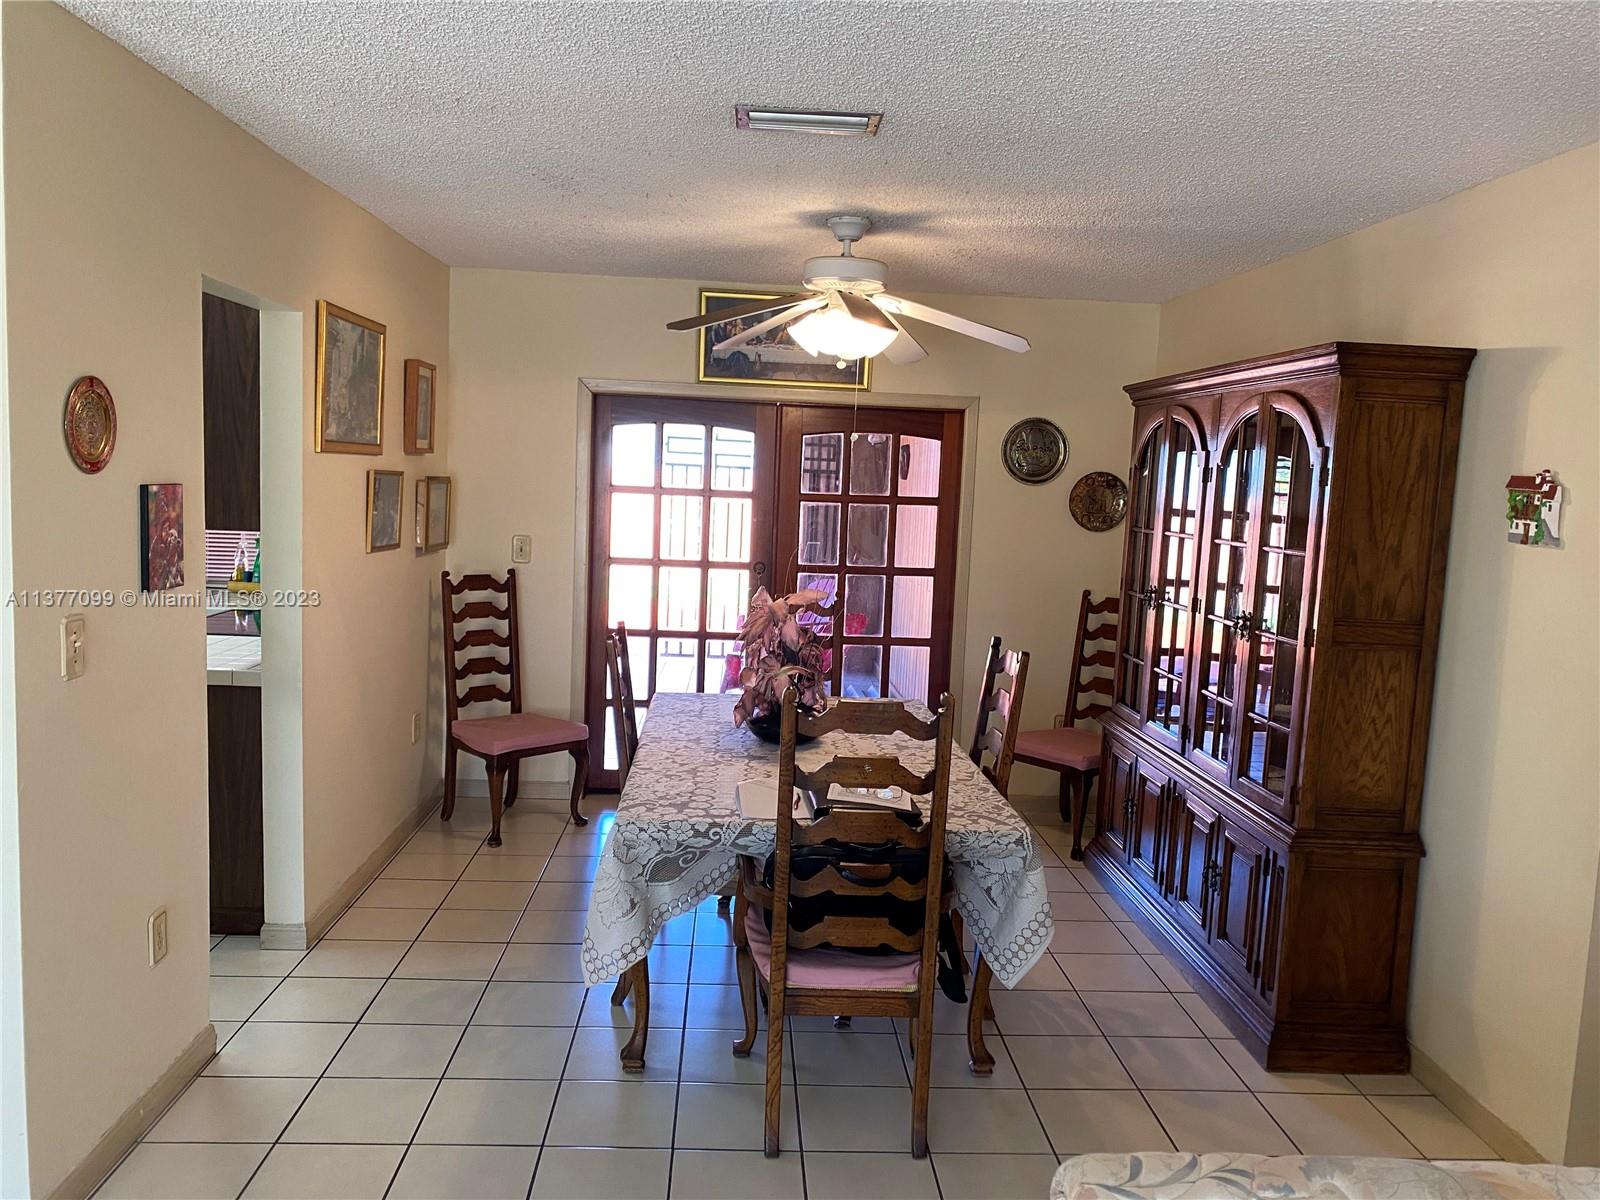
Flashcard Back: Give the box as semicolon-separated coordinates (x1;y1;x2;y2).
64;376;116;474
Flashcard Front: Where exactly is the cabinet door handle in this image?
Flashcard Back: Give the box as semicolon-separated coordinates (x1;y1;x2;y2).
1123;795;1138;825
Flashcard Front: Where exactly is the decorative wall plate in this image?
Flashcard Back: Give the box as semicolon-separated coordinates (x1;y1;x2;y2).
1069;470;1130;531
64;376;117;474
1000;418;1068;484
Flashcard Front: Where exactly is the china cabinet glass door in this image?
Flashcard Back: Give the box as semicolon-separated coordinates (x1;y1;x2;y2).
1115;427;1160;715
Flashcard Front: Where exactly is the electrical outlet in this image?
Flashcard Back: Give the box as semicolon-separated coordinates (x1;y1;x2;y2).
511;534;532;564
61;613;87;680
410;712;422;745
148;907;168;967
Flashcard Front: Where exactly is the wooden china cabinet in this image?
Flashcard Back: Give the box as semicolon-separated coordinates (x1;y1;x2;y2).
1091;342;1475;1072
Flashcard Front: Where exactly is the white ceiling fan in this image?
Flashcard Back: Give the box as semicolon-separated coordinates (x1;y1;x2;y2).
667;215;1030;364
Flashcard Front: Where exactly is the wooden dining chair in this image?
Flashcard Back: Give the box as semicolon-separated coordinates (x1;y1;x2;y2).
968;635;1031;796
603;623;640;786
732;690;954;1158
1012;590;1119;859
440;569;589;846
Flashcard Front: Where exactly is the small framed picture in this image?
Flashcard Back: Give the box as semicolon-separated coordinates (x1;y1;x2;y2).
417;475;451;552
404;359;436;455
315;300;386;454
697;289;870;390
366;469;404;552
139;483;184;591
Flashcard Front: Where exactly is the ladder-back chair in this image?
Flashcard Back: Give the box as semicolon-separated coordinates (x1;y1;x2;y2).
1013;590;1119;858
440;570;589;845
968;635;1031;797
603;623;640;786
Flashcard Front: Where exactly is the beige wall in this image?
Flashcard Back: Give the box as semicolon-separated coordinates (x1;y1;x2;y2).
446;269;1158;790
2;5;450;1192
1156;143;1600;1162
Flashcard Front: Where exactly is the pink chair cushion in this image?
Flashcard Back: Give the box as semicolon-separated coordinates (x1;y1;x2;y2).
451;712;587;757
743;904;921;992
1013;725;1101;770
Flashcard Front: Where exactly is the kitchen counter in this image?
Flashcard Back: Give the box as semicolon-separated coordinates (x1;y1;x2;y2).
207;633;261;687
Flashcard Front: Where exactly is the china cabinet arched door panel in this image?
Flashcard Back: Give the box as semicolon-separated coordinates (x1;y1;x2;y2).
1142;407;1207;752
1113;423;1162;722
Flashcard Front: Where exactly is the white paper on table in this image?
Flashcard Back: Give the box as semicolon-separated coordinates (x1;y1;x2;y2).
736;775;808;820
823;784;917;813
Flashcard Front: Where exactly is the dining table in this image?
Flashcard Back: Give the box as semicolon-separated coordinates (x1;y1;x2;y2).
580;691;1055;1072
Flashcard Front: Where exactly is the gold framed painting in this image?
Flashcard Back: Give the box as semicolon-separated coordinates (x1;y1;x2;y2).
315;300;386;453
696;289;870;390
365;469;404;552
416;474;451;552
404;359;436;455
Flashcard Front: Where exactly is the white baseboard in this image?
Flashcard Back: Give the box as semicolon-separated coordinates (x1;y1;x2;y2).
1410;1042;1544;1164
303;791;442;945
258;921;307;951
52;1024;216;1200
451;777;572;801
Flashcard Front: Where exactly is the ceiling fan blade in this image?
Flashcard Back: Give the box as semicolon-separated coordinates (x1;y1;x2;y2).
873;294;1031;353
711;297;825;351
880;311;928;365
836;289;898;332
666;292;820;332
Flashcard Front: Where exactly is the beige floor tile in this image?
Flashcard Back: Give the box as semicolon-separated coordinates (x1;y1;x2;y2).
280;1077;435;1143
395;941;505;981
252;977;383;1023
933;1153;1062;1200
563;1024;684;1082
545;1080;678;1147
1347;1071;1430;1095
797;1084;914;1151
1175;993;1234;1038
989;989;1100;1037
327;1023;463;1077
365;978;486;1025
789;1012;896;1033
1031;1089;1174;1154
1211;1038;1353;1094
1109;1036;1246;1090
471;980;586;1025
1081;991;1202;1037
1071;867;1108;894
538;855;599;882
1146;1090;1298;1154
442;879;535;910
927;1087;1052;1152
355;878;451;909
406;829;487;854
669;1149;804;1200
693;912;736;946
791;1030;909;1086
389;1145;539;1200
203;1021;351;1077
212;1021;243;1049
381;852;473;880
657;913;697;944
684;984;752;1030
290;940;407;978
461;853;549;882
1369;1095;1497;1159
491;832;562;856
580;982;688;1028
527;880;594;910
326;906;434;941
673;1082;800;1150
512;908;589;943
146;1077;313;1142
1258;1092;1420;1157
1014;955;1072;990
1112;921;1162;954
554;830;608;855
1007;1035;1134;1090
240;1144;404;1199
803;1151;938;1200
912;1033;1024;1088
687;945;739;985
1057;952;1166;992
1142;953;1195;992
1042;867;1081;892
421;908;521;942
531;1147;670;1200
493;942;585;982
679;1027;791;1084
495;811;570;834
208;938;306;978
414;1078;557;1144
209;976;279;1021
1051;922;1135;954
97;1143;269;1200
446;1024;573;1079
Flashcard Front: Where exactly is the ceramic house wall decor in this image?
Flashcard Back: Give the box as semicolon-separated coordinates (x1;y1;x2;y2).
1505;468;1563;548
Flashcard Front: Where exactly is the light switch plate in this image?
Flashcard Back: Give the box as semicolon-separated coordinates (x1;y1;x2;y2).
148;907;168;966
61;614;87;680
511;534;532;564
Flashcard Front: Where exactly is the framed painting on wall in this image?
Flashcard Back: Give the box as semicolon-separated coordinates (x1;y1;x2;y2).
315;300;386;453
366;469;404;552
697;289;870;390
404;359;436;455
139;483;184;592
417;475;451;552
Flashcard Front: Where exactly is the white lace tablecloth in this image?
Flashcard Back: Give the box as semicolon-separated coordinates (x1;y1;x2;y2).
581;693;1053;988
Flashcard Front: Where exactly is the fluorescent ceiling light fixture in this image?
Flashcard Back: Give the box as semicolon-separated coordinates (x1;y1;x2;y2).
735;106;882;136
789;307;898;361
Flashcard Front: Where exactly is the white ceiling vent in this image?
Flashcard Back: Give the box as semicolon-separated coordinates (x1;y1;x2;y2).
734;106;881;137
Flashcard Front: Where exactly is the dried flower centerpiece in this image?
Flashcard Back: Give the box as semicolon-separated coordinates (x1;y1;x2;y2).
734;586;830;741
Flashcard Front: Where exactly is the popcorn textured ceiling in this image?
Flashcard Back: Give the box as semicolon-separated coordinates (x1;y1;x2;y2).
63;0;1599;301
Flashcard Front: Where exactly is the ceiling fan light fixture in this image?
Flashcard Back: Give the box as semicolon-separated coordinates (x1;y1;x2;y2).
734;106;882;137
788;306;898;361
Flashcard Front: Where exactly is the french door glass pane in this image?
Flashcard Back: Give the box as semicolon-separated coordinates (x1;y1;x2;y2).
1267;413;1312;550
842;644;883;698
850;433;894;495
1195;413;1257;765
655;637;698;693
627;635;652;694
846;504;889;566
898;436;941;498
706;568;750;633
796;572;836;636
843;574;886;637
660;495;704;560
799;502;840;565
662;423;706;489
708;498;752;561
608;564;652;629
801;433;844;494
656;566;702;631
710;427;755;491
894;505;937;568
703;638;742;693
891;575;933;638
612;423;656;486
889;645;930;700
610;493;654;559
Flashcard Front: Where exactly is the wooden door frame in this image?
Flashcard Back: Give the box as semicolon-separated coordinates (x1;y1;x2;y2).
570;378;981;779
